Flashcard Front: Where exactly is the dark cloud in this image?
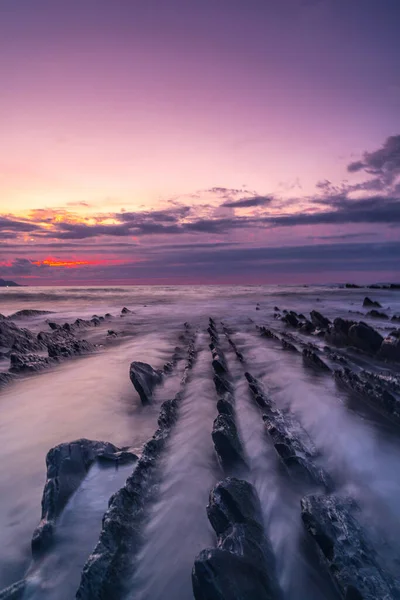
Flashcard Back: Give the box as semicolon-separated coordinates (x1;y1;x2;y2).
0;216;41;233
347;135;400;186
0;258;49;275
222;195;274;208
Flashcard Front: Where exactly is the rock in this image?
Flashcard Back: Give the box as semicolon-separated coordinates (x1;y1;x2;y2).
107;329;118;337
334;368;400;421
121;307;132;315
302;349;330;372
7;309;53;319
367;310;389;319
378;334;400;363
0;320;44;353
48;322;59;330
310;310;330;329
105;313;112;318
212;414;247;474
9;352;53;373
76;342;196;600
325;317;356;346
363;297;382;308
259;326;279;340
32;439;137;557
301;494;399;600
392;315;400;322
192;478;281;600
348;322;384;354
47;339;93;359
0;372;14;387
345;283;361;288
300;319;315;333
274;306;280;311
389;283;400;289
282;312;299;328
129;361;163;405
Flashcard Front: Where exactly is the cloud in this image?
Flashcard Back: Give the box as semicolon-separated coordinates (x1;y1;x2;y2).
0;258;49;275
222;195;274;208
347;135;400;186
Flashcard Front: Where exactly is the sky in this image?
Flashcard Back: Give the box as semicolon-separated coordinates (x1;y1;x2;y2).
0;0;399;285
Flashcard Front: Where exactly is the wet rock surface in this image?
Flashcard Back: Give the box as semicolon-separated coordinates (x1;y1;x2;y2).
192;477;282;600
301;494;399;600
363;297;382;308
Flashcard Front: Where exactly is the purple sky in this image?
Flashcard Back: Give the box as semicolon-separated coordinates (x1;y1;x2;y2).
0;0;399;284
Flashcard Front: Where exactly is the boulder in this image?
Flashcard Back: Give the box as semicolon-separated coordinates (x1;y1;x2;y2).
302;349;330;372
325;317;356;346
301;494;398;600
32;439;137;557
282;312;299;328
129;361;163;404
121;307;132;315
192;478;282;600
348;322;383;354
0;320;44;353
310;310;330;329
212;414;247;474
363;297;381;308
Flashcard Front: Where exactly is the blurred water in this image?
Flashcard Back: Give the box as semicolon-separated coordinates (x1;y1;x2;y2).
0;285;400;597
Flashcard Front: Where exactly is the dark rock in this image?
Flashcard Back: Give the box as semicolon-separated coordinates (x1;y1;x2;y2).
299;319;315;334
0;372;14;387
348;322;383;354
378;333;400;363
32;439;137;557
121;307;132;315
212;414;247;474
302;349;330;372
310;310;330;329
363;297;382;308
47;339;93;359
0;279;20;287
77;342;196;600
345;283;361;288
282;312;299;328
389;283;400;289
9;352;53;373
192;478;281;600
301;494;399;600
48;322;59;330
0;320;44;353
107;329;118;337
392;315;400;322
274;306;280;311
129;361;163;405
259;327;279;340
105;313;112;318
325;317;356;347
367;310;389;319
334;368;400;421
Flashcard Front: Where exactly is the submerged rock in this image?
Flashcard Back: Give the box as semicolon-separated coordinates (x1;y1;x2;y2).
31;439;137;557
363;297;382;308
129;361;163;404
120;307;132;315
192;478;282;600
301;494;399;600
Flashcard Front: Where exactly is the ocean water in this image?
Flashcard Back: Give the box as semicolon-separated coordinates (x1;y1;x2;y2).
0;285;400;598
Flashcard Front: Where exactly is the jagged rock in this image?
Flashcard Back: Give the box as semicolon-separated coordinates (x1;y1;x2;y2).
48;322;59;330
77;343;196;600
325;317;356;346
0;372;14;387
282;312;299;328
32;439;137;557
392;315;400;322
274;306;280;311
47;339;93;359
107;329;118;337
301;494;399;600
0;580;26;599
9;352;53;373
105;313;112;318
192;478;281;600
363;297;382;308
259;326;279;340
0;320;44;353
302;349;330;371
212;414;247;474
348;322;384;354
334;368;400;421
129;361;163;404
300;319;315;333
367;310;389;319
345;283;361;288
121;307;132;315
310;310;330;329
378;334;400;363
